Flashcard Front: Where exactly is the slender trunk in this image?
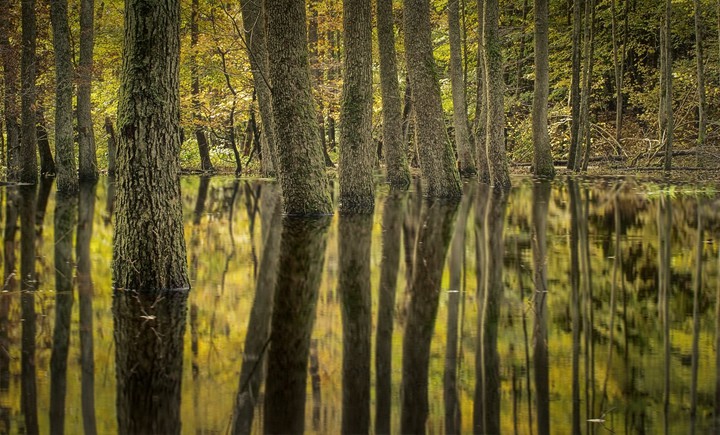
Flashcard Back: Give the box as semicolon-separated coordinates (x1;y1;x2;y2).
532;0;555;178
610;0;624;143
567;0;583;169
574;0;595;171
78;0;98;181
266;0;332;215
483;0;511;188
191;0;213;172
515;0;529;98
662;0;673;171
693;0;706;166
0;0;21;179
20;0;38;183
449;0;476;176
475;1;490;183
377;0;410;188
403;0;462;198
339;0;374;214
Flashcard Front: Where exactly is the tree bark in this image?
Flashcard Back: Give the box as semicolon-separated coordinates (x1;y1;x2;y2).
403;0;462;198
574;0;596;171
532;0;555;178
78;0;98;181
475;0;490;182
610;0;623;142
483;0;511;188
20;0;37;183
449;0;476;176
339;0;374;214
377;0;410;188
191;0;214;173
240;0;277;177
114;0;189;290
0;0;20;179
567;0;583;169
36;109;56;176
662;0;673;172
266;0;332;215
693;0;706;166
104;117;117;176
50;0;78;193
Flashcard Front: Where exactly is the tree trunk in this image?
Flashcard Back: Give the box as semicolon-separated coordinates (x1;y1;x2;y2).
339;214;372;432
240;0;277;177
574;0;596;171
50;0;78;193
400;200;459;434
532;0;555;178
78;0;98;181
20;0;38;183
266;0;332;215
191;0;213;173
375;190;406;435
515;0;530;98
114;0;189;290
339;0;374;214
662;0;673;172
377;0;410;188
693;0;706;166
483;0;511;188
104;117;117;176
36;109;56;176
449;0;476;176
611;0;623;142
403;0;462;198
475;1;490;182
0;0;20;179
567;0;583;169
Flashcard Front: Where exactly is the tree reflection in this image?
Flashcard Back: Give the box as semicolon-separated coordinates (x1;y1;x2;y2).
375;190;405;435
50;192;77;433
339;213;372;434
532;181;550;435
113;288;188;434
231;185;282;434
19;185;38;435
401;199;459;434
264;216;331;434
1;187;18;395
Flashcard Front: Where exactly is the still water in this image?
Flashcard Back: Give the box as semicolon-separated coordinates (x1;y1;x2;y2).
0;176;718;434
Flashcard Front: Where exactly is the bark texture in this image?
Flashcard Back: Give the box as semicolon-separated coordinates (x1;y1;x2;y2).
266;0;332;215
532;0;555;178
449;0;476;176
20;0;37;183
376;0;410;188
483;0;511;188
78;0;98;181
339;0;375;214
662;0;673;171
567;0;583;169
0;0;20;178
191;0;213;172
240;0;277;177
114;0;189;290
50;0;79;193
403;0;462;198
475;0;490;183
114;289;188;435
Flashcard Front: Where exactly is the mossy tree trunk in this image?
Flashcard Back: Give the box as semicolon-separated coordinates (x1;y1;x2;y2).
0;0;20;179
20;0;37;184
449;0;476;177
403;0;462;199
114;0;189;290
339;0;374;214
483;0;511;189
265;0;332;215
240;0;277;177
78;0;98;181
532;0;555;178
50;0;79;193
376;0;410;189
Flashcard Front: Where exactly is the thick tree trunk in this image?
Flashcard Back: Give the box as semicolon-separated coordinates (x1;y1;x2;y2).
240;0;277;177
20;0;38;183
266;0;332;215
339;0;374;214
401;200;459;433
693;0;706;166
114;0;189;290
375;190;406;434
377;0;410;188
0;0;20;179
483;0;511;188
475;1;490;183
339;215;372;433
78;0;98;181
532;0;555;178
36;109;56;176
567;0;583;169
449;0;476;176
403;0;462;198
50;0;78;193
191;0;213;173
